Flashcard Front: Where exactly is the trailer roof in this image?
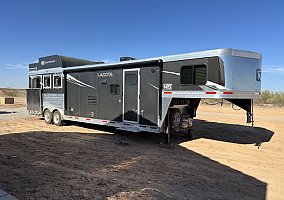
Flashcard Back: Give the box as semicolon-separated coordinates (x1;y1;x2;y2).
29;48;261;74
64;48;261;71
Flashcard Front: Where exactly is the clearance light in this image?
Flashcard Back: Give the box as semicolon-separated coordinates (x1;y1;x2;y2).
205;92;216;94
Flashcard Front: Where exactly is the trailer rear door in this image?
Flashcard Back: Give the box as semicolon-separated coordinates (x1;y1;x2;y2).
27;89;42;114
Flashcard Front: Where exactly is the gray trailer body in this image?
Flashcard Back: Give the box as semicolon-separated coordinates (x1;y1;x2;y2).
27;48;262;134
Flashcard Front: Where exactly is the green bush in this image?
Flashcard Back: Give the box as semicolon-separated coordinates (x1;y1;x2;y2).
260;90;284;105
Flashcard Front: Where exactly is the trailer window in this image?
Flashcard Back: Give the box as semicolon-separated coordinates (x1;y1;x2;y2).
110;84;120;95
53;74;62;88
181;66;194;84
181;65;207;85
30;76;42;88
125;74;137;85
195;65;207;85
43;75;51;89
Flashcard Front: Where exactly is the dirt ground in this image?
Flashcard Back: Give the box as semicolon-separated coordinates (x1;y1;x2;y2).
0;97;283;200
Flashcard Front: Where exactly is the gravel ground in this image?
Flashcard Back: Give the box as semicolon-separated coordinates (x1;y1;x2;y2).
0;103;283;199
0;106;29;120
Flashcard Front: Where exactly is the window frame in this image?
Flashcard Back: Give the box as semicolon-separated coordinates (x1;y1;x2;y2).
125;73;138;85
43;74;52;89
53;73;62;89
30;75;42;89
180;64;208;85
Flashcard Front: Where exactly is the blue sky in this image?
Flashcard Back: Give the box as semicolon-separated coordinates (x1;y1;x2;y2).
0;0;283;91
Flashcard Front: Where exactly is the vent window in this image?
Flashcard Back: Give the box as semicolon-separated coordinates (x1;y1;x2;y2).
43;75;51;89
88;96;97;105
181;65;207;85
110;84;120;95
53;74;62;88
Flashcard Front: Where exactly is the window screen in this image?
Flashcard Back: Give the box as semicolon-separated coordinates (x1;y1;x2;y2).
194;65;207;85
30;76;41;88
125;74;137;85
43;75;51;88
53;74;62;88
181;65;207;85
110;84;120;95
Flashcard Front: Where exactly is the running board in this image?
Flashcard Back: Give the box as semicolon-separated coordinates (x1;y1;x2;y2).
117;127;141;132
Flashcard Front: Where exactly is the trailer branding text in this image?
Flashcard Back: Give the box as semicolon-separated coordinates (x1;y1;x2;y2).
97;72;113;77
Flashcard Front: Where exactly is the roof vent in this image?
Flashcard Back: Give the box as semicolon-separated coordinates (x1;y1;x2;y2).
120;57;137;62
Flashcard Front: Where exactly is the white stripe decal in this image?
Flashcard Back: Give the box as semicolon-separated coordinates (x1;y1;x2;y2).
67;74;96;89
162;71;180;76
67;79;86;88
67;77;87;88
147;83;159;90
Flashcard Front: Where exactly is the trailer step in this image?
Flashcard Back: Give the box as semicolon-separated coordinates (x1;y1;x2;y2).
117;127;140;132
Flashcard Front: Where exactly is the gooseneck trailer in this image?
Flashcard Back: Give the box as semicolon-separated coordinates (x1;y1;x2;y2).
27;48;262;143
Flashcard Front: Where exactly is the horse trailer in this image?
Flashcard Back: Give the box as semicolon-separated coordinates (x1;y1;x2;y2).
27;48;262;143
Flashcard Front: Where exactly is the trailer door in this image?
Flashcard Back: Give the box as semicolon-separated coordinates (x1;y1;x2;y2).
123;69;140;122
27;75;42;114
27;89;42;114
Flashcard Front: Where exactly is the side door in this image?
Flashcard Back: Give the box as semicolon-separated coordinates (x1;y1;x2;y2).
27;75;42;114
123;69;140;122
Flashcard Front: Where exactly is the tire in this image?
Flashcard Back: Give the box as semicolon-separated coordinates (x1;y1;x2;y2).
53;110;63;126
170;108;181;131
44;109;53;124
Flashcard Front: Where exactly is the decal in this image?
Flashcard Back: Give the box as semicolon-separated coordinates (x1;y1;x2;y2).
256;69;261;81
66;74;96;89
148;83;159;90
205;81;228;90
41;60;56;65
162;71;180;76
97;72;113;77
163;84;172;91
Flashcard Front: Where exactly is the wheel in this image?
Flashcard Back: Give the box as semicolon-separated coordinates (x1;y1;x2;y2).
44;109;53;124
170;108;181;131
53;110;63;126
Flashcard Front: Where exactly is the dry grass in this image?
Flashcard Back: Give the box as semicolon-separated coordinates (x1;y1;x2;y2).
259;90;284;106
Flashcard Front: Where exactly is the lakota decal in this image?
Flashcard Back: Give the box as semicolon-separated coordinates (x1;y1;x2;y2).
97;72;113;77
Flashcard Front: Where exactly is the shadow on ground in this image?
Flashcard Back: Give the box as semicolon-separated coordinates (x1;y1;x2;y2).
0;119;272;200
0;111;16;115
192;119;274;145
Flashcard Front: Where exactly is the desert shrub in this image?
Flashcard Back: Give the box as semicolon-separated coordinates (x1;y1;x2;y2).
1;88;17;97
261;90;284;105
